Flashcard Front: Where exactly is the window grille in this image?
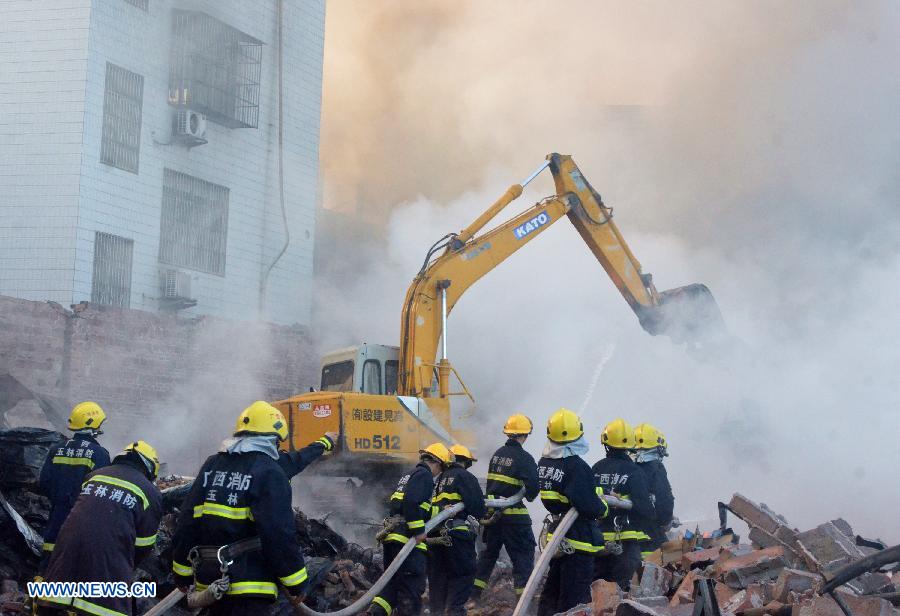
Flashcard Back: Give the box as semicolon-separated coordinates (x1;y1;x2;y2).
168;10;262;128
91;232;134;307
123;0;148;11
159;169;229;276
100;63;144;173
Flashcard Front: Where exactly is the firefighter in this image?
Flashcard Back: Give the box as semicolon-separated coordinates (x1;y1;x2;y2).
369;443;449;616
633;423;675;559
37;440;163;616
427;444;486;616
472;414;539;599
171;401;336;615
536;408;608;616
37;401;111;569
592;418;655;590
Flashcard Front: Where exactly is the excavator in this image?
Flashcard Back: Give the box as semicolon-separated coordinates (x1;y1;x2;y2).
274;153;723;482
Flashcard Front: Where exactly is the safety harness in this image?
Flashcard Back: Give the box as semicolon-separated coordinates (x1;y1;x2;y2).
185;536;261;608
376;513;479;547
538;514;623;558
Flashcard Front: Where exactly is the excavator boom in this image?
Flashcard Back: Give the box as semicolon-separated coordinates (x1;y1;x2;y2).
398;153;724;396
277;153;723;471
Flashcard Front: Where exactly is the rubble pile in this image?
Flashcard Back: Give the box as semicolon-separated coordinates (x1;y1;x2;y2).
554;493;900;616
0;429;386;616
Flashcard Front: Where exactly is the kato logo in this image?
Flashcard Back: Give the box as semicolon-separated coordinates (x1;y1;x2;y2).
513;212;551;240
312;404;332;418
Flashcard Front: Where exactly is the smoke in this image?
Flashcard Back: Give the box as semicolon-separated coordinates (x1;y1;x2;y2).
318;1;900;541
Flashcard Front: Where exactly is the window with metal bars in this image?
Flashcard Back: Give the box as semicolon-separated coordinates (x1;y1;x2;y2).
159;169;229;276
168;10;262;128
100;63;144;173
123;0;148;10
91;232;134;308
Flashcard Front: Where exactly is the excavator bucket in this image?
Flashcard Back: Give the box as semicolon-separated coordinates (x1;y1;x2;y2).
636;283;726;343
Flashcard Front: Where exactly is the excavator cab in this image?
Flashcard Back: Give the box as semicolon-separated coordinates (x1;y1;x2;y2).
319;344;400;395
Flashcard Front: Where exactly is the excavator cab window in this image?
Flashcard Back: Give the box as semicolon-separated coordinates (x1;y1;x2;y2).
385;360;399;395
362;359;382;394
321;360;354;392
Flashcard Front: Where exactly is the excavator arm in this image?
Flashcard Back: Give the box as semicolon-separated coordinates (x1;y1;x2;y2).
397;153;723;397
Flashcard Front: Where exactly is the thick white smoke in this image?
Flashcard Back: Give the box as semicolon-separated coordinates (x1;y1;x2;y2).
317;1;900;542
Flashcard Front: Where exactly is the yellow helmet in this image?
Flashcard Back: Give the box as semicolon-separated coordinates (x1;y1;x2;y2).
68;401;106;431
546;408;584;444
449;444;476;462
503;414;533;436
634;423;664;450
121;440;160;479
234;401;289;441
419;442;453;465
601;418;636;450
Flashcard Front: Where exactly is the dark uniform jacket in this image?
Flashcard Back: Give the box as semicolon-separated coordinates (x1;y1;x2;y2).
171;437;333;600
484;439;539;524
637;459;674;534
537;454;608;553
39;432;110;551
387;462;434;552
432;463;486;523
41;460;162;616
591;450;655;541
278;436;335;479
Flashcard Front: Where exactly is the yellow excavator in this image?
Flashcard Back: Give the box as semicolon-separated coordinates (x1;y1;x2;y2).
274;154;722;481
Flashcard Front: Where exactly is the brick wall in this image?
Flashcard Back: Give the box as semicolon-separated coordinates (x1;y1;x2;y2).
0;294;318;471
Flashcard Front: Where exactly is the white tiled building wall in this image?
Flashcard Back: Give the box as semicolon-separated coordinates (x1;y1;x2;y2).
0;0;324;325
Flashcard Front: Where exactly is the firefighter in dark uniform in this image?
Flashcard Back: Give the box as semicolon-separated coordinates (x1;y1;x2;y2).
592;418;655;590
369;443;448;616
37;440;163;616
633;423;675;559
38;401;111;569
536;408;608;616
427;444;486;616
472;414;539;598
171;401;335;615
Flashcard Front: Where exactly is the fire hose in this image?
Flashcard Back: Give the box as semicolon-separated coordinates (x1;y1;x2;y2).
143;489;525;616
511;494;632;616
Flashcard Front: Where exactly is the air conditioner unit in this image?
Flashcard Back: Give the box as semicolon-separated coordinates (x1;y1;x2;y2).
173;109;207;146
161;269;191;300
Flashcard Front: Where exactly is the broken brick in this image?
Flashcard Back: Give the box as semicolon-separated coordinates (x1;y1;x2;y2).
729;494;790;534
796;521;863;574
615;599;667;616
592;579;624;616
635;563;674;598
773;569;822;603
795;593;894;616
682;547;722;571
715;581;738;607
670;570;699;607
723;585;767;613
718;546;787;589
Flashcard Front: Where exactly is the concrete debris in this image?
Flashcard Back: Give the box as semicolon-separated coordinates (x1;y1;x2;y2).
548;493;898;616
635;563;674;598
718;546;788;589
727;495;804;567
772;568;823;602
593;579;625;615
683;547;723;571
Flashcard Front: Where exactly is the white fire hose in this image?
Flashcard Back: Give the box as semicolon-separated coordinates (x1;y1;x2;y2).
511;494;632;616
143;490;525;616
